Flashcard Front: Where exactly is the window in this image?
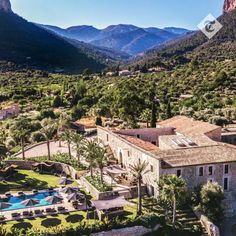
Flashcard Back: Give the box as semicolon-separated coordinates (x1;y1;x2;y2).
199;167;204;176
106;134;109;142
224;177;229;190
150;165;154;172
151;141;156;145
224;164;229;174
208;166;213;176
137;134;140;139
138;158;141;164
177;169;181;177
127;151;130;157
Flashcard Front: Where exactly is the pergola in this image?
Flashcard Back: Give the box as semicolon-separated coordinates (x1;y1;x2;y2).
92;196;128;211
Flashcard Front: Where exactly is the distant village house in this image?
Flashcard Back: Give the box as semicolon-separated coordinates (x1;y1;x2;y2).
0;104;20;120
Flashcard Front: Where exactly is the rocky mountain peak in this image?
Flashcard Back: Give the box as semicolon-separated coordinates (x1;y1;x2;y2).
223;0;236;13
0;0;12;13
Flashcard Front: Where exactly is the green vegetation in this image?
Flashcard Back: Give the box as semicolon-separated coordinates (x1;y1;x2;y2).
85;175;112;192
192;182;224;224
8;154;87;171
0;198;202;236
0;169;77;194
130;161;149;216
0;12;104;72
158;175;188;228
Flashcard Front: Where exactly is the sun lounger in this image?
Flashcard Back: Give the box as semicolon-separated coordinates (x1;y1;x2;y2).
18;191;24;196
0;215;5;221
22;211;31;216
48;188;54;192
46;208;52;213
11;212;20;218
57;206;66;211
32;190;38;194
5;193;12;197
34;209;43;215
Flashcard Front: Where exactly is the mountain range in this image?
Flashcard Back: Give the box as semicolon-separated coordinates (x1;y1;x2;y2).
0;0;235;73
0;0;107;72
41;24;191;56
134;2;236;69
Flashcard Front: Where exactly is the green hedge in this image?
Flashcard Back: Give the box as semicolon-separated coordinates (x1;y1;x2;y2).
8;153;87;171
86;175;112;192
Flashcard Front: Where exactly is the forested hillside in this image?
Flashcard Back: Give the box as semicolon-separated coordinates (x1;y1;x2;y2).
0;12;104;72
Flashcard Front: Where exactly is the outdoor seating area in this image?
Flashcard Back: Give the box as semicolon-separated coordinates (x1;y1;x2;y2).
92;196;128;220
0;169;89;223
0;186;87;222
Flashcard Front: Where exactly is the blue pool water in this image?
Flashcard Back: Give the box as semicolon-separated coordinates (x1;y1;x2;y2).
0;191;60;211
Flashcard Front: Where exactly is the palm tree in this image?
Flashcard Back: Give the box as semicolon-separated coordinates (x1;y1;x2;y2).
84;139;98;177
60;129;73;159
10;117;31;160
41;118;57;160
0;128;7;144
71;132;85;165
130;161;149;216
0;143;7;162
57;113;71;147
157;175;187;228
95;146;107;184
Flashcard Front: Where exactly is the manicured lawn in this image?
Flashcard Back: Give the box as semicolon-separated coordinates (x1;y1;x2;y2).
2;211;90;232
2;206;136;233
0;169;77;194
0;198;137;233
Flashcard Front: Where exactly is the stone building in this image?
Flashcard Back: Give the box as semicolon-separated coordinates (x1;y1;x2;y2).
0;104;20;120
97;116;236;209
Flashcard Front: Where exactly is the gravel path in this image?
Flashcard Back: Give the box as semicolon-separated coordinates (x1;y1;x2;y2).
16;141;76;158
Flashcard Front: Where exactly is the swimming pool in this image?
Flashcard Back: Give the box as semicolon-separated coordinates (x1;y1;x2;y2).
0;191;61;211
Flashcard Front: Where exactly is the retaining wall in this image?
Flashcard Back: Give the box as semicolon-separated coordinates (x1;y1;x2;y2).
5;160;79;180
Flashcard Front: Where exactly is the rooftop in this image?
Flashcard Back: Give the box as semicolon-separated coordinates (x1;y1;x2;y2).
118;134;159;152
158;144;236;168
159;134;217;150
114;127;175;143
158;116;220;136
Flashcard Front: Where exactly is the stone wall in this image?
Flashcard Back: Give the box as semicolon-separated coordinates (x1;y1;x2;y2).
5;160;79;179
80;177;114;200
97;127;160;196
194;209;220;236
222;133;236;145
161;162;236;194
80;176;146;200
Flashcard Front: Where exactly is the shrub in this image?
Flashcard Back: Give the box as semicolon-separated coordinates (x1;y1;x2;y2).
30;131;46;143
86;175;112;192
200;182;224;224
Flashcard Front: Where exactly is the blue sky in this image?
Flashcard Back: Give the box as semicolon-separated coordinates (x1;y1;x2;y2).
11;0;224;30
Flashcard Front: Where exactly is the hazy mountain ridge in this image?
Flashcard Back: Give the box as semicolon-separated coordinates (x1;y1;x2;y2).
40;24;190;55
133;8;236;68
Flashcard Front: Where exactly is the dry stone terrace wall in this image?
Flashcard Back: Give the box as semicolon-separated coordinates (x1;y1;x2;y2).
5;160;79;179
97;127;160;196
80;177;147;200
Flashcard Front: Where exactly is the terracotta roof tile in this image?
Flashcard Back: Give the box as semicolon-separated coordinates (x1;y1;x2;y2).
158;144;236;168
118;134;159;152
158;116;220;135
